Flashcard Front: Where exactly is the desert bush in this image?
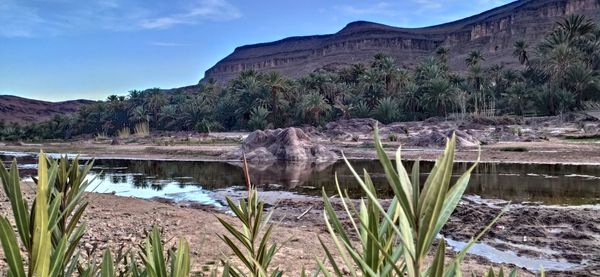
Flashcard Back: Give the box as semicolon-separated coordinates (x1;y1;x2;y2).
117;127;131;138
95;132;109;140
134;121;150;137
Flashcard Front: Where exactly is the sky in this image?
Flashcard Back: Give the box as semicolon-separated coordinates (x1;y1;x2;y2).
0;0;513;101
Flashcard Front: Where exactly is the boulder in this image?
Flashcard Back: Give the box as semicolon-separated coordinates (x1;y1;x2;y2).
223;127;338;162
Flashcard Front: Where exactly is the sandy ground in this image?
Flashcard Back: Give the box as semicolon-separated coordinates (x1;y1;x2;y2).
0;182;529;276
2;136;600;165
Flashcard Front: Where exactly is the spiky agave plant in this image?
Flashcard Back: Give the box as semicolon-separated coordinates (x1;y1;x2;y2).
216;157;282;277
86;227;191;277
318;127;515;276
0;151;68;277
0;153;192;277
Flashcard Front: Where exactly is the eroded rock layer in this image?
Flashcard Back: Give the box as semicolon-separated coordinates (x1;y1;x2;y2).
204;0;600;83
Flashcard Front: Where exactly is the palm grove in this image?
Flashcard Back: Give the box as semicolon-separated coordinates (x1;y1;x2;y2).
2;15;599;141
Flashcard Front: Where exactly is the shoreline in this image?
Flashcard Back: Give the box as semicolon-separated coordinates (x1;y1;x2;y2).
3;140;600;166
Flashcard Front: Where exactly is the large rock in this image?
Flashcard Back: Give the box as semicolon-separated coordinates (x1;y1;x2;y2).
325;118;380;136
406;129;480;148
223;127;338;162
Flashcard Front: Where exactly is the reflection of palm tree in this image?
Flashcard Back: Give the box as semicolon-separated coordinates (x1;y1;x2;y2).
151;183;163;191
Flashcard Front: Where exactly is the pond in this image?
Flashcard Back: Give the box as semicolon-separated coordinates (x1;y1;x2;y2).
2;151;600;207
2;151;599;272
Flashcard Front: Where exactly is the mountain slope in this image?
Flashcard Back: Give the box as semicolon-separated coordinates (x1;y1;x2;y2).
0;95;94;124
203;0;600;83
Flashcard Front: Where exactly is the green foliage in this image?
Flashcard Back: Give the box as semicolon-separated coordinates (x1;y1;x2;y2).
318;127;511;276
5;15;600;141
248;106;271;131
217;160;282;277
0;153;192;277
373;97;400;124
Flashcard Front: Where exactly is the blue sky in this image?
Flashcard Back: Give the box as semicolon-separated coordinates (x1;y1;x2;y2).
0;0;512;101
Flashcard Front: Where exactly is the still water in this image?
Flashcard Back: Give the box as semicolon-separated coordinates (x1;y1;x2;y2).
2;151;600;206
2;151;599;271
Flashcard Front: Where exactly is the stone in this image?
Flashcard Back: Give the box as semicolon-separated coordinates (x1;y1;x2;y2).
223;127;338;162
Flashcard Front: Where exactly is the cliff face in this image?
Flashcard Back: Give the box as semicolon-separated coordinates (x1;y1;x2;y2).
203;0;600;83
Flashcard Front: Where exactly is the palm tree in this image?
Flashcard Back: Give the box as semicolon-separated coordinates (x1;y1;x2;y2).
513;40;529;66
465;50;485;68
422;78;456;116
436;47;450;64
563;63;599;105
399;83;421;120
299;92;331;125
359;68;384;108
556;14;596;41
415;57;446;83
373;97;400;124
264;71;290;126
129;105;149;124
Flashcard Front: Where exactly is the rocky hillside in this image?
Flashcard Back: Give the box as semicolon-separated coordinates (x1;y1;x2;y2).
204;0;600;83
0;95;94;124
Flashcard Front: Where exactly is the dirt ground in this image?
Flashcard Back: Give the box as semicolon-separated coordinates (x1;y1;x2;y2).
2;136;600;166
3;178;599;276
0;181;530;276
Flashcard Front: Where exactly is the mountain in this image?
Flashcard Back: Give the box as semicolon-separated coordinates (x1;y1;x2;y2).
0;95;95;124
203;0;600;83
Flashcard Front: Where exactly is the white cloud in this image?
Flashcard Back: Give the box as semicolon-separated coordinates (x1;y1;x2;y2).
0;0;241;37
139;0;241;29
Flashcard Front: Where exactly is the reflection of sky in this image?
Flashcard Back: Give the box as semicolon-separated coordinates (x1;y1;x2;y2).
86;173;223;208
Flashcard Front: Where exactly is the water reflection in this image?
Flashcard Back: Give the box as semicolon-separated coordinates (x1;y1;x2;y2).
2;151;600;205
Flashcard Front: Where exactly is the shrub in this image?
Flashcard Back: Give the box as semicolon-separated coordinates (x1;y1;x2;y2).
134;121;150;137
217;159;282;276
248;106;271;131
374;97;400;124
0;152;191;276
117;127;131;138
318;127;515;276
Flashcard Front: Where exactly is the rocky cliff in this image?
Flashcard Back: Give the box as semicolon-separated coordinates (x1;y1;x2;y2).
203;0;600;83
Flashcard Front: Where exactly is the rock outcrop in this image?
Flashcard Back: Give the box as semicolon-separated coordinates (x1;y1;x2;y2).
223;127;338;162
203;0;600;84
406;129;480;148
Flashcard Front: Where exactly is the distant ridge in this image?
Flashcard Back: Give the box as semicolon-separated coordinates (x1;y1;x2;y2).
203;0;600;83
0;95;94;124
